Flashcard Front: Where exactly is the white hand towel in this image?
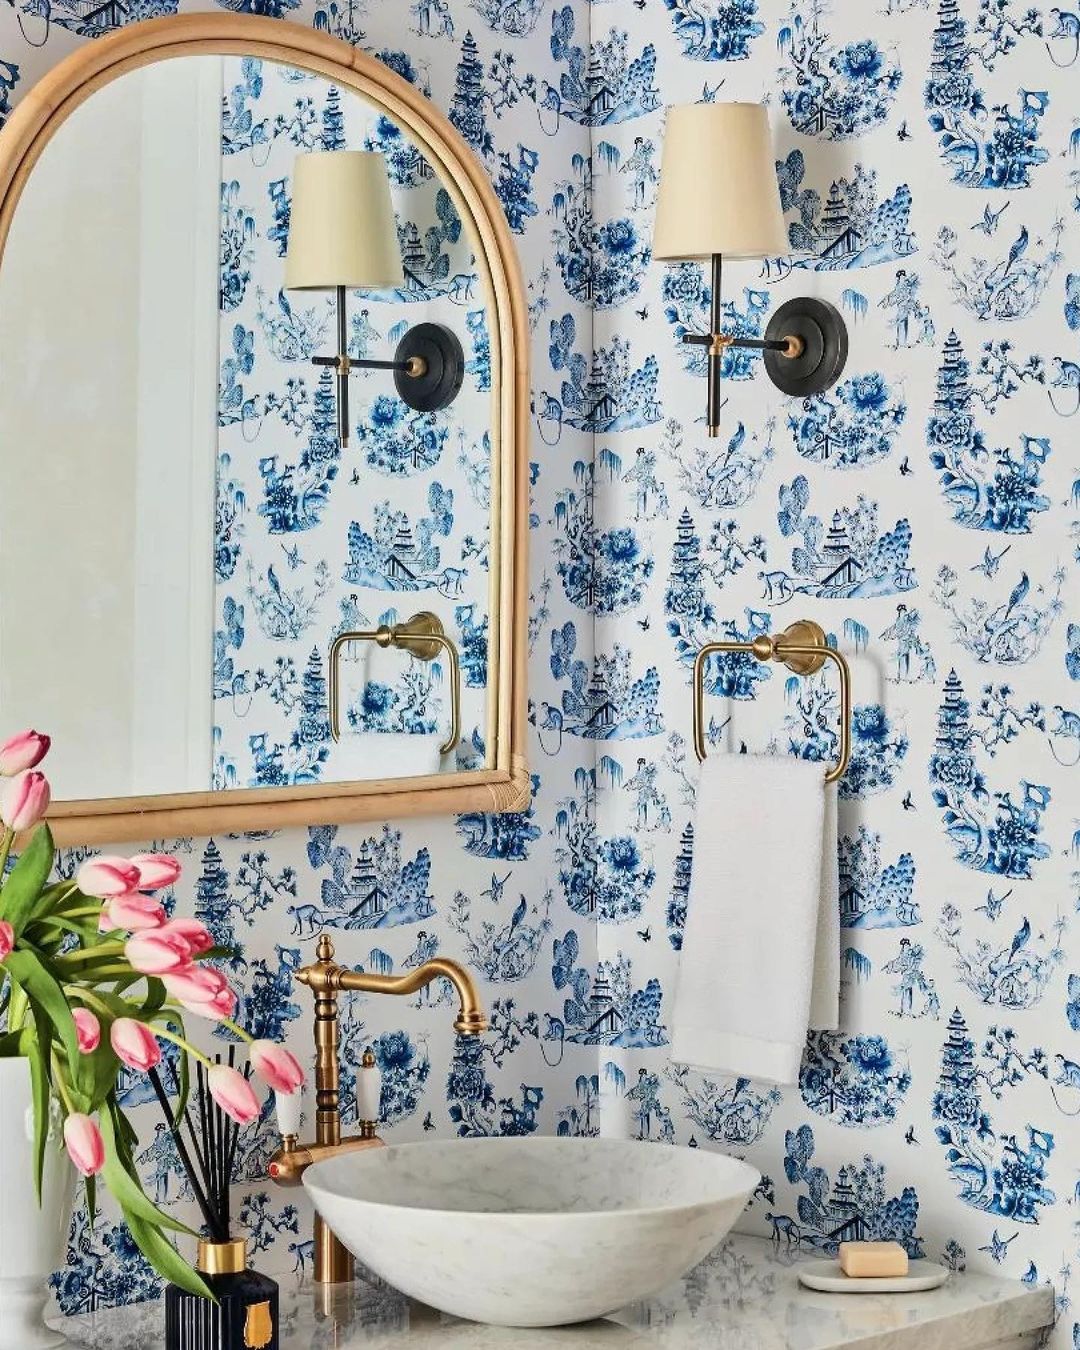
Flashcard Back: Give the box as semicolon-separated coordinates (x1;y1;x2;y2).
671;754;839;1085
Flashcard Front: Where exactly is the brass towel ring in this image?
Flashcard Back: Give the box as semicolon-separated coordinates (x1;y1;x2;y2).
693;619;852;784
328;611;461;757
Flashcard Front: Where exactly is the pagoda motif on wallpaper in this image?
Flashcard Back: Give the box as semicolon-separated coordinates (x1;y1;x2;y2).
928;331;1052;532
930;669;1052;879
774;154;917;272
838;827;920;928
924;0;1049;190
539;6;660;131
539;313;661;438
538;623;662;744
933;1009;1056;1222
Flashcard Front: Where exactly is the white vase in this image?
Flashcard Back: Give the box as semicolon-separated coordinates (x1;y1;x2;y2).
0;1057;76;1350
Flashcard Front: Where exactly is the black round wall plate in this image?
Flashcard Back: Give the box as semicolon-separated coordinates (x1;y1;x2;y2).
763;297;848;397
394;322;465;412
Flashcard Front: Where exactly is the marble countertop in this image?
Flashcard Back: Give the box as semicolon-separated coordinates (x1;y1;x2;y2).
50;1234;1054;1350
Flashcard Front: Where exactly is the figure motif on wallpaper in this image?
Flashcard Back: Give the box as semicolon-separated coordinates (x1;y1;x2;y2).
409;0;453;40
933;1008;1056;1222
556;1073;600;1137
1046;354;1080;415
883;939;940;1018
773;156;916;274
800;1033;912;1128
773;474;917;600
540;313;661;437
937;904;1066;1009
449;884;552;982
551;931;667;1048
931;669;1054;879
933;566;1066;664
539;7;660;132
838;828;919;929
621;445;670;521
666;1066;781;1147
661;0;763;61
879;270;935;348
623;756;672;832
933;219;1064;322
663;265;768;378
624;1068;675;1143
551;462;654;614
789;370;906;469
551;155;650;309
1046;6;1080;63
880;605;937;683
924;0;1048;189
928;332;1052;533
778;2;902;140
777;1125;924;1255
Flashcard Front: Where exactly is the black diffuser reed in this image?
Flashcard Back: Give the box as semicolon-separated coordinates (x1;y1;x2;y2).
150;1050;279;1350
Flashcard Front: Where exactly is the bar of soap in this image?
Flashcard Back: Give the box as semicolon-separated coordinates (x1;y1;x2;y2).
839;1242;909;1278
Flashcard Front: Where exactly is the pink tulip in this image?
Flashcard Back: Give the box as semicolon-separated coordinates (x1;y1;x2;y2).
0;730;50;776
164;965;237;1020
130;853;182;891
125;929;193;975
156;917;214;956
110;1017;161;1072
63;1114;105;1177
77;856;141;899
0;920;13;962
72;1008;101;1054
249;1040;304;1094
103;893;167;933
1;771;50;832
207;1064;260;1125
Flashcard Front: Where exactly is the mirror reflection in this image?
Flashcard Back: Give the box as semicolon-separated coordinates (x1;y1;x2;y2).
0;55;496;801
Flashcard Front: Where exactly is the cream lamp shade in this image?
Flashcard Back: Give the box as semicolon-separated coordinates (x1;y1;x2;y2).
653;102;789;261
284;150;405;290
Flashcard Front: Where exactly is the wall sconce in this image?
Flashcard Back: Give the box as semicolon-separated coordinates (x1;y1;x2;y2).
285;150;464;448
653;102;848;436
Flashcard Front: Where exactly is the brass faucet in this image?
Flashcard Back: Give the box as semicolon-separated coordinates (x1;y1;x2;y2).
268;933;487;1284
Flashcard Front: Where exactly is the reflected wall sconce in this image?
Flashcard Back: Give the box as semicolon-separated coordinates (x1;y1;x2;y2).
285;150;464;448
653;102;848;437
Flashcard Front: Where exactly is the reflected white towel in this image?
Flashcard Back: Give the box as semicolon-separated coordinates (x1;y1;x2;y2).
329;732;442;781
671;754;839;1085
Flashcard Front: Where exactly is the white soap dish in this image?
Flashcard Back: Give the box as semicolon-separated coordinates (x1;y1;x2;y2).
798;1260;949;1294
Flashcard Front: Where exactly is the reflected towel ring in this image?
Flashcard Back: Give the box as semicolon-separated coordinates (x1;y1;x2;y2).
329;611;461;757
692;619;852;784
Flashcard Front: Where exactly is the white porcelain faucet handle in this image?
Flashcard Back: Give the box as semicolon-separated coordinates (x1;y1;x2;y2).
274;1087;303;1139
356;1054;383;1127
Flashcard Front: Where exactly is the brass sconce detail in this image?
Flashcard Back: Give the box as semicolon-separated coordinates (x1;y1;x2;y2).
328;610;461;755
693;619;852;784
268;933;487;1284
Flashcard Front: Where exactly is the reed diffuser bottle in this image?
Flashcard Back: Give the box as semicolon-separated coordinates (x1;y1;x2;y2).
152;1054;285;1350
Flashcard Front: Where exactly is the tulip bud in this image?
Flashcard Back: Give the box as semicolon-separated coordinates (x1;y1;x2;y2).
125;929;193;975
63;1113;105;1177
104;893;167;933
250;1040;304;1094
110;1017;161;1072
0;730;50;776
72;1007;101;1054
77;856;141;900
130;853;182;891
0;771;50;832
208;1064;260;1125
157;917;214;956
0;920;13;962
164;965;238;1021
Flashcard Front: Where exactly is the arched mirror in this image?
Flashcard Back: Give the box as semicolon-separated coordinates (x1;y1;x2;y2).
0;16;528;842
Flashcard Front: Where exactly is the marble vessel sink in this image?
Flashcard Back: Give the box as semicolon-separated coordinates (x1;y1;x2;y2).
303;1137;759;1327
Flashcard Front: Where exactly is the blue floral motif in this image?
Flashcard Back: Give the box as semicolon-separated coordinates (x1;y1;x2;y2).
790;372;906;468
779;5;901;140
800;1032;912;1127
663;0;764;60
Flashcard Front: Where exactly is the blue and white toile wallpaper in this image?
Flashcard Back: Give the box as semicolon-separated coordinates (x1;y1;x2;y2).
2;0;1080;1342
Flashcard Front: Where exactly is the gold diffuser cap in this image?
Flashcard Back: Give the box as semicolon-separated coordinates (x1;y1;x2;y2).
197;1237;248;1276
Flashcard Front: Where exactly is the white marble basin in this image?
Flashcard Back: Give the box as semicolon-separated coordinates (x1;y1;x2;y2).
303;1137;759;1327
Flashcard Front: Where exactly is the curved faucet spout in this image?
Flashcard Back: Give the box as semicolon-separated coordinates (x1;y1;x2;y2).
296;934;488;1036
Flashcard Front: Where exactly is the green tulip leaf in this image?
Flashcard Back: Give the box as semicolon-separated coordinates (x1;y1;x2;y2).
4;948;81;1077
20;1018;51;1202
99;1106;195;1237
0;825;55;939
124;1210;214;1303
